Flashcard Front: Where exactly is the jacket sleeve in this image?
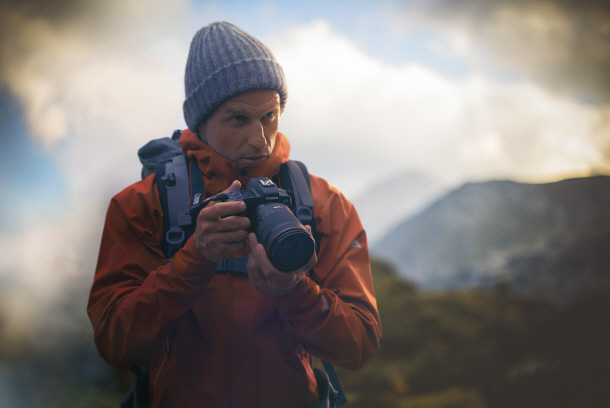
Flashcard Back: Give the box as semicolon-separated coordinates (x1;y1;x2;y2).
273;175;381;372
86;176;218;369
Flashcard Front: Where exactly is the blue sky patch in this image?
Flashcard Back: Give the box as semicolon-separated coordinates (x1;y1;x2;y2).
0;88;68;230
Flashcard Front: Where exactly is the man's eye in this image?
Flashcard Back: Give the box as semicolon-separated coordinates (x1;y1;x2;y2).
264;112;275;119
233;115;247;122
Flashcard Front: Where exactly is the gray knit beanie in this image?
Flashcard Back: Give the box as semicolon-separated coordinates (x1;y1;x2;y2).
183;21;288;133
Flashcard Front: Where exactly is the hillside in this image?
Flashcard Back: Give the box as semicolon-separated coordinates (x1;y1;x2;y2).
333;258;610;408
372;175;610;302
352;170;447;244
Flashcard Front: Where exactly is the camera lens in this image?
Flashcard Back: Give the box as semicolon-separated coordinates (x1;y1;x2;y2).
254;203;315;272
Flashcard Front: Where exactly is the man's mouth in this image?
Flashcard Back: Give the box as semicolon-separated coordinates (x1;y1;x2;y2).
240;155;269;165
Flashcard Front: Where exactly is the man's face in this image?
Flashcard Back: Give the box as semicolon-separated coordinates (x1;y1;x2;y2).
198;89;281;165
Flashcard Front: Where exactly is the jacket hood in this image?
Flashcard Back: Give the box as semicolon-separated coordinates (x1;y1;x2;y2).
178;129;291;196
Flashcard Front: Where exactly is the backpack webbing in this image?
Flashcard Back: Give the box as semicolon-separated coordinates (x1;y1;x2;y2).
155;156;203;259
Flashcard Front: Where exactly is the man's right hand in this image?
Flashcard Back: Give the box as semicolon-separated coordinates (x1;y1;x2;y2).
193;180;251;262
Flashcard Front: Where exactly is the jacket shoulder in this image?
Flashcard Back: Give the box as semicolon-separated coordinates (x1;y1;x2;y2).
113;174;158;202
107;174;163;236
309;174;354;213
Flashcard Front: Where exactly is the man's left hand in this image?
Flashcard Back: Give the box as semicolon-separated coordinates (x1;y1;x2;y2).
246;226;317;297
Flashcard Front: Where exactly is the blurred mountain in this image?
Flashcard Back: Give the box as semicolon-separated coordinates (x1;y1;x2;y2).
352;170;448;244
372;175;610;302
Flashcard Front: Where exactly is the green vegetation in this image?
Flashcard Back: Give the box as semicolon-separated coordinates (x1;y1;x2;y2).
329;257;610;408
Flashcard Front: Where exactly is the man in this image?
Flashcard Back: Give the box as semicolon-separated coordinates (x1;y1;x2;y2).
88;21;380;408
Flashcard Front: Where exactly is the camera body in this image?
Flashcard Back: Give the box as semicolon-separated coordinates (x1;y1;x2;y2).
190;177;315;273
218;177;294;219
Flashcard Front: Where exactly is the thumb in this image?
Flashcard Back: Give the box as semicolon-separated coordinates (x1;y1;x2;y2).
221;180;241;194
203;180;241;208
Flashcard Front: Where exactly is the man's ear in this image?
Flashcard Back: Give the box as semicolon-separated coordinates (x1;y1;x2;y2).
196;122;208;144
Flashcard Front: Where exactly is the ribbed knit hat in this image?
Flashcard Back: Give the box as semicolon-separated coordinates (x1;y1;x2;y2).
183;21;288;133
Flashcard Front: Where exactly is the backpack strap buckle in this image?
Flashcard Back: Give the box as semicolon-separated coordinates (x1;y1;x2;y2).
215;257;249;274
166;227;185;246
161;172;176;186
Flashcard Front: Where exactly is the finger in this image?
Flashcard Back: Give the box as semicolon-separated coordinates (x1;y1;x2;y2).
222;241;248;254
217;215;251;231
304;251;317;271
248;232;262;266
247;233;267;282
207;241;247;261
202;215;250;234
210;229;249;244
248;232;277;275
201;180;241;209
200;201;246;220
301;226;317;269
248;232;272;272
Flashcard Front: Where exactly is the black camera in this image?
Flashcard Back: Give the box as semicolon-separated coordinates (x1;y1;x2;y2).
189;177;315;273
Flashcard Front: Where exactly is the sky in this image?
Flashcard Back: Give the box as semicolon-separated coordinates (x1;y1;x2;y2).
0;0;610;353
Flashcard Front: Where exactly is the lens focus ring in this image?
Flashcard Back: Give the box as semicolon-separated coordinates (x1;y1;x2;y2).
254;204;315;272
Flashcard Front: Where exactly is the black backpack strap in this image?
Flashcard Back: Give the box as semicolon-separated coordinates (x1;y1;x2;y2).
157;154;203;260
164;155;192;253
309;364;347;408
120;359;150;408
322;360;348;407
157;153;249;273
279;160;318;249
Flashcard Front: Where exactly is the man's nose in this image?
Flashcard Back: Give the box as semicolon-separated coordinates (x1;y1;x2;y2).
247;121;267;150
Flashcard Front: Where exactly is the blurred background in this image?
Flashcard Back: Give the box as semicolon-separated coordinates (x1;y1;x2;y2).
1;0;609;407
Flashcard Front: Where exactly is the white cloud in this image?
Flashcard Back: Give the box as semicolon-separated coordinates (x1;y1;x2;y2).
385;1;610;104
0;1;188;350
268;20;608;194
0;220;79;351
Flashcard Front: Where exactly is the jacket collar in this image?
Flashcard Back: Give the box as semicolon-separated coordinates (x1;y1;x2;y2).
179;129;291;196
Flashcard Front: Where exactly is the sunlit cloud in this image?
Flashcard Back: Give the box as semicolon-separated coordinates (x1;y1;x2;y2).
387;0;610;103
271;20;609;191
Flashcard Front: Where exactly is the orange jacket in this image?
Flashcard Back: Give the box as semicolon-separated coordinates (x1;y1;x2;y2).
87;130;381;408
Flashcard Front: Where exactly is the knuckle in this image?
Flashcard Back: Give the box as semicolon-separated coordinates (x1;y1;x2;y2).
198;223;211;235
211;204;227;217
208;202;231;218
